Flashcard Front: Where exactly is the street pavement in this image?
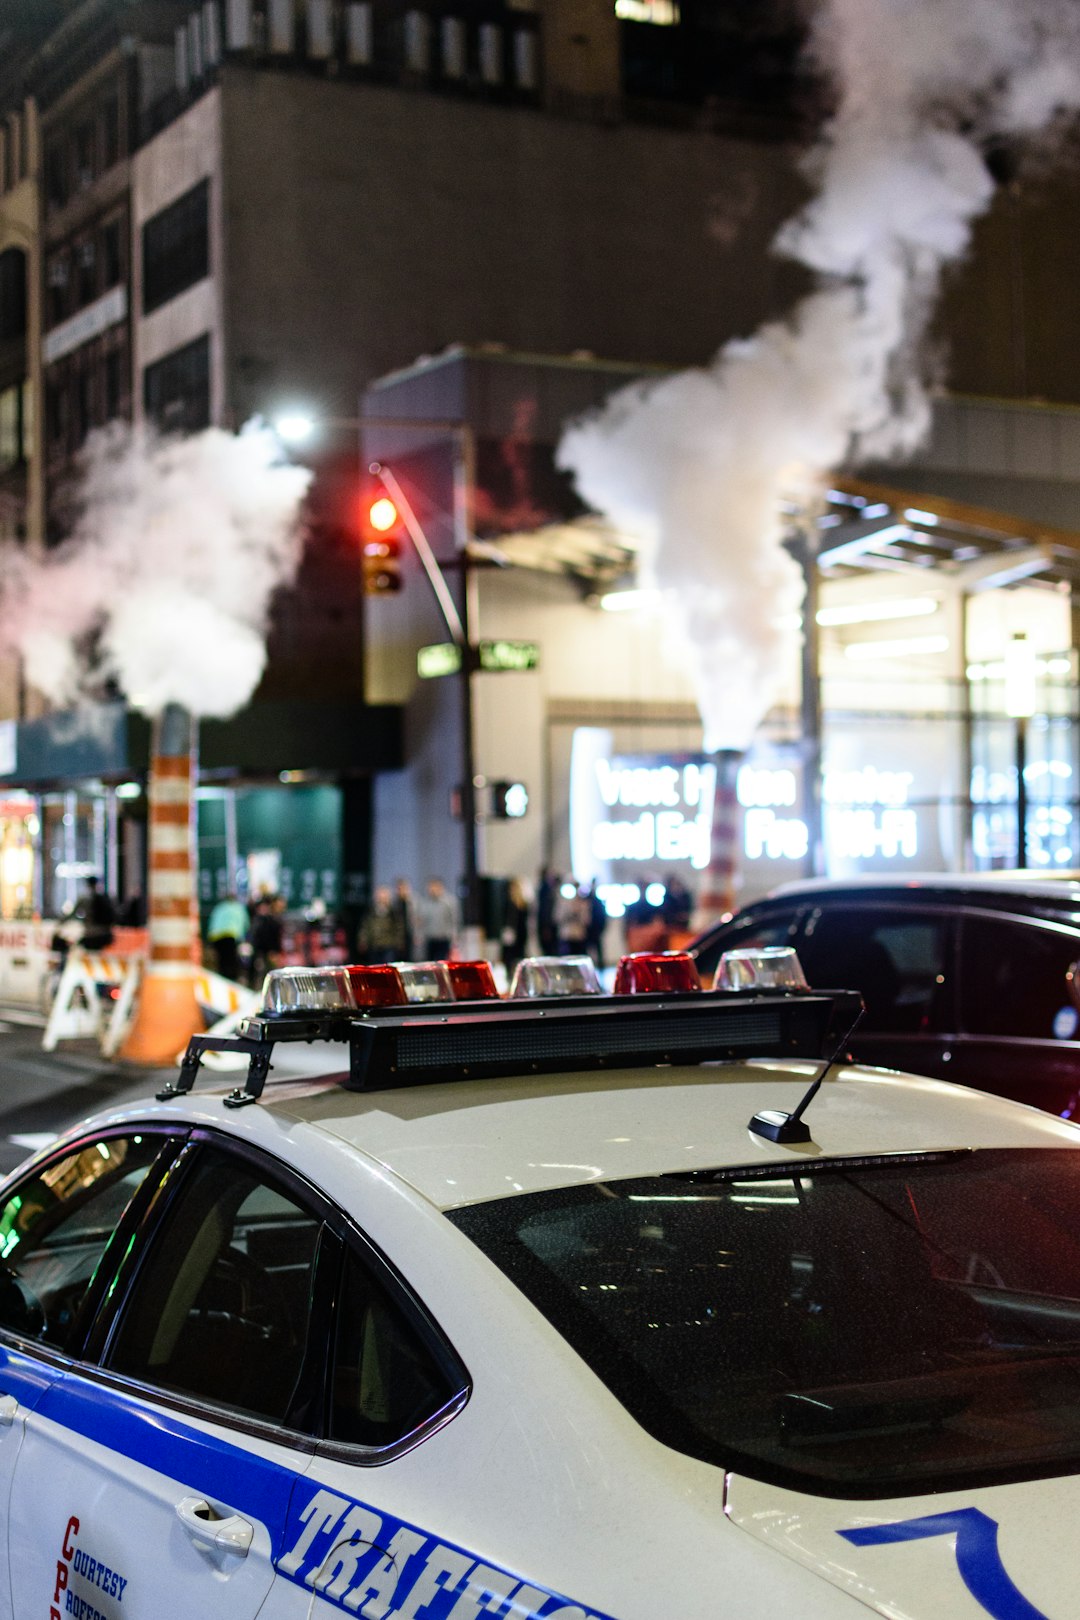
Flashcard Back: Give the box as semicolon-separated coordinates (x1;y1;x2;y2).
0;1007;173;1177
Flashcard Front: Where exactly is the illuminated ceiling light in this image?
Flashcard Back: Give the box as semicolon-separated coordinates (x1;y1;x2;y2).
614;0;680;20
1004;632;1037;719
817;596;939;627
597;587;660;613
273;413;315;444
844;635;950;661
904;507;940;525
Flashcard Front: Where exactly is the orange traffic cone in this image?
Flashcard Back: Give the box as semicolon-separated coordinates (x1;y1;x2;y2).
121;703;205;1065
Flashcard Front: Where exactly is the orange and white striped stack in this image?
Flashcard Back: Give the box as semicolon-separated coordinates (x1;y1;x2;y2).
695;749;743;930
121;703;206;1064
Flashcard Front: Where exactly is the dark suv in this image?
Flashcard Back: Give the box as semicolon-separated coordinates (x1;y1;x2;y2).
691;873;1080;1118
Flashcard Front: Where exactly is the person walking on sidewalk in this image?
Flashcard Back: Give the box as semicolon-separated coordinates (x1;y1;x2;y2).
417;877;457;960
206;891;249;983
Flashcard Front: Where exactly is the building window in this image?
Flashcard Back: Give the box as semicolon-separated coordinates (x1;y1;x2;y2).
144;333;211;434
0;385;22;470
142;179;210;315
75;366;93;445
75;122;96;190
0;248;27;343
102;219;123;288
77;239;97;307
45;142;68;211
105;348;124;421
46;380;67;447
46;253;70;327
103;97;121;169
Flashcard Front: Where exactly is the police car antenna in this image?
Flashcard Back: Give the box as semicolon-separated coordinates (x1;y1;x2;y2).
748;999;865;1146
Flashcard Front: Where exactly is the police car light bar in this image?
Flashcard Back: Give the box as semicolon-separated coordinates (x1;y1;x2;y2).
163;986;863;1109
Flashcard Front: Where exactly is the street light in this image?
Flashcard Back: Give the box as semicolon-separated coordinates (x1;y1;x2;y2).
273;412;316;445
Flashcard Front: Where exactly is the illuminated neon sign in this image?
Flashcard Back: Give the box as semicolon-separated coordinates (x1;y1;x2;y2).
575;739;921;874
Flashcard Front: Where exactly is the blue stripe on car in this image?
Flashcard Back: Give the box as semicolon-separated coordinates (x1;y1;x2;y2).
21;1362;617;1619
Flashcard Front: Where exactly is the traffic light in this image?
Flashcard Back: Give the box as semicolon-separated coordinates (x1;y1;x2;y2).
491;780;529;819
361;488;405;594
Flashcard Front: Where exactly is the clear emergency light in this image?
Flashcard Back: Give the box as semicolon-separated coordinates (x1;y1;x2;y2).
508;956;601;999
260;966;356;1017
715;946;808;993
394;961;455;1004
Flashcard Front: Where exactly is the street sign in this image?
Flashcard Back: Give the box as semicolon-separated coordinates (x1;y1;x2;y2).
477;640;540;672
418;642;464;679
419;641;541;678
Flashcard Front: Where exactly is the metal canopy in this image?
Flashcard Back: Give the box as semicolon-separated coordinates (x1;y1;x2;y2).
486;475;1080;597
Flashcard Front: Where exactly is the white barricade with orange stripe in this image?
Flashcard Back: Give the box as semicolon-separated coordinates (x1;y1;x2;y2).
43;948;139;1051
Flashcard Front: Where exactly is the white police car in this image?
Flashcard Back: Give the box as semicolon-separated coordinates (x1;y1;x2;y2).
2;949;1080;1620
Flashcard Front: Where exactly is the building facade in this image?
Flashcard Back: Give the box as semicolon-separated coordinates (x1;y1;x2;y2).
1;0;1079;938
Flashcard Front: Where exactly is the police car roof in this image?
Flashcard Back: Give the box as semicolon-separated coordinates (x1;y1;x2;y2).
252;1060;1080;1211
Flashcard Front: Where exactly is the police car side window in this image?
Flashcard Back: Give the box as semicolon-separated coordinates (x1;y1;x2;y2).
106;1146;323;1427
329;1244;460;1449
0;1135;165;1350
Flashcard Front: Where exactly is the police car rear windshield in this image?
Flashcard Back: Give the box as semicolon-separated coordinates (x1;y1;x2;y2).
450;1148;1080;1497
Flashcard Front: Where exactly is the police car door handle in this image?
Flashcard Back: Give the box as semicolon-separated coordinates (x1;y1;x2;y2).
0;1395;17;1426
175;1495;254;1555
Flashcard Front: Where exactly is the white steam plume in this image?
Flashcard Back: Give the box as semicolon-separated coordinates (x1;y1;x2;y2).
3;421;311;719
558;0;1080;753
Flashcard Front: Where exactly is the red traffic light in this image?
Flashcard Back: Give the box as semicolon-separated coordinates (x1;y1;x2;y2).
361;485;405;594
366;495;400;534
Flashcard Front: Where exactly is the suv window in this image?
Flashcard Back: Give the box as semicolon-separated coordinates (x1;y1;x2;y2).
106;1146;322;1426
799;906;949;1033
693;908;799;981
329;1244;462;1449
0;1135;165;1350
960;915;1080;1040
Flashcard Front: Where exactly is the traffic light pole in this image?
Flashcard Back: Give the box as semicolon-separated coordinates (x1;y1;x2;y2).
370;448;484;950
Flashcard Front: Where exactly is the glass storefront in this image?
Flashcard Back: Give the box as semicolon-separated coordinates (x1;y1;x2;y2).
562;659;1080;915
0;796;39;920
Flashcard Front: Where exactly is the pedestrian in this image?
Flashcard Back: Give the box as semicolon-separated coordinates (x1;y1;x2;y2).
248;895;285;986
78;875;115;950
501;877;530;980
556;880;589;957
537;867;558;956
393;877;416;961
584;879;607;969
416;877;457;960
358;885;408;964
206;890;249;982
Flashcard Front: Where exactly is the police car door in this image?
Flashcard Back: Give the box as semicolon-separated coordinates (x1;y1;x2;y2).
0;1129;174;1620
9;1136;329;1620
259;1226;495;1619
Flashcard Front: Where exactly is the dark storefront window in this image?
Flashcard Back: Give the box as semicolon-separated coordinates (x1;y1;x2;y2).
143;334;211;434
142;179;210;314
